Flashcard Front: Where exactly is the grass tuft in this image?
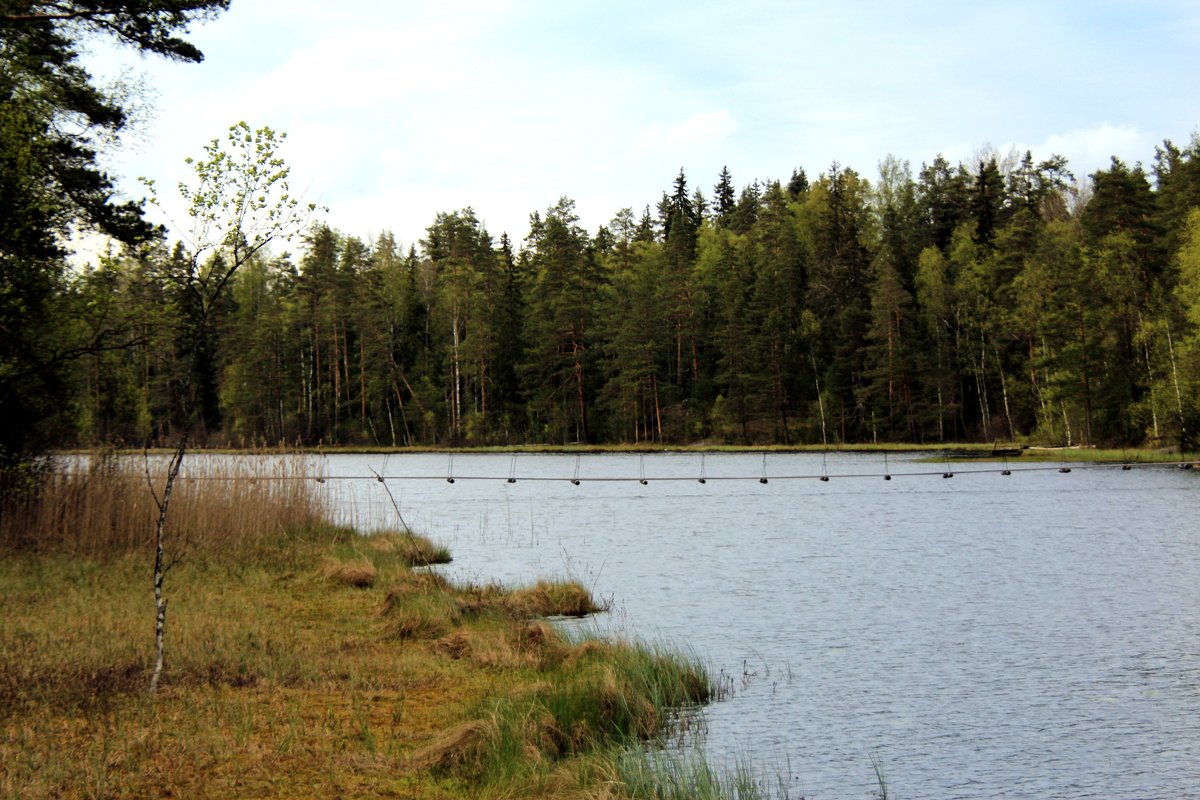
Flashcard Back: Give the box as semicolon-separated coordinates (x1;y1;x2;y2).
618;746;800;799
323;557;378;588
505;580;608;617
367;531;452;567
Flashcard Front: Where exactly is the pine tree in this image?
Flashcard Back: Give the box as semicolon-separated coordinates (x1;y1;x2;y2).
713;166;736;227
522;198;601;443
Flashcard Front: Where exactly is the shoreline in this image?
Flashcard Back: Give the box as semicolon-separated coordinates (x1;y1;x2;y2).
60;442;1199;464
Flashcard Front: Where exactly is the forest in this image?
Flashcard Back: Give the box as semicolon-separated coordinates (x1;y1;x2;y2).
5;3;1200;463
27;142;1200;451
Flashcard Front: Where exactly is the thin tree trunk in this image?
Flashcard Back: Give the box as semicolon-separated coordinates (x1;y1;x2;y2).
450;311;461;441
359;336;367;429
811;352;828;447
994;342;1014;441
148;432;187;694
1166;325;1187;449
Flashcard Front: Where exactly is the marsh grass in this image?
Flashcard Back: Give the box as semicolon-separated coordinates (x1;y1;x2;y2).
366;530;452;567
424;632;713;790
617;746;799;800
0;459;722;799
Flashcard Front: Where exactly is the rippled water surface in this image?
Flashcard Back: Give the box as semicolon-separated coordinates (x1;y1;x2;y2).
321;452;1200;799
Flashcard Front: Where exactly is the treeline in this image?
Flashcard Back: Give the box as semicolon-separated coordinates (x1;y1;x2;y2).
74;140;1200;448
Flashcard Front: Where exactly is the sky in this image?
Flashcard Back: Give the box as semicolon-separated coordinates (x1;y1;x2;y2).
86;0;1200;256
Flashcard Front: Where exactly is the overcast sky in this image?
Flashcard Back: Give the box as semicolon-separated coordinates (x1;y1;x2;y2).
87;0;1200;255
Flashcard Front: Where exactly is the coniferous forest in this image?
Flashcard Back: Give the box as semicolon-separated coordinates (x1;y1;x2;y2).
20;143;1200;452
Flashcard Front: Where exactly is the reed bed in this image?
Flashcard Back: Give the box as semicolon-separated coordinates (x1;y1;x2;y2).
0;453;328;557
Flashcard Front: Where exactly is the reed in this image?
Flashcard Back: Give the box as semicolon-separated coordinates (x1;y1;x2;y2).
0;452;328;558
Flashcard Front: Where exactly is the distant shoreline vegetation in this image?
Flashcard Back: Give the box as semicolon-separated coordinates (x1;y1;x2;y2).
61;443;1197;464
35;139;1200;456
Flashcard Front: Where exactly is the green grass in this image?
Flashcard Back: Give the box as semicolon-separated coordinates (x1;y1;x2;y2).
941;445;1200;463
617;746;800;799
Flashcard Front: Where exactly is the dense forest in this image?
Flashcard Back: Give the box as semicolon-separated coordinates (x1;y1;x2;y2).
5;5;1200;461
61;142;1200;450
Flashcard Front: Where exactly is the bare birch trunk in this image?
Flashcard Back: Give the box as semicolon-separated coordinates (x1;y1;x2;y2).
148;435;187;694
1166;325;1187;449
994;342;1014;441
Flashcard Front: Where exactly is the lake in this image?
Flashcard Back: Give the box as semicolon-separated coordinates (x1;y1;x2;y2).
317;451;1200;799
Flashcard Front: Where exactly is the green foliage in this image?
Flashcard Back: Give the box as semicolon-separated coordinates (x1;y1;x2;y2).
0;0;228;470
31;139;1200;450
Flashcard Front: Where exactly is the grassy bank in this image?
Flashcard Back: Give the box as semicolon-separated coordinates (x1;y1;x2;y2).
0;460;717;799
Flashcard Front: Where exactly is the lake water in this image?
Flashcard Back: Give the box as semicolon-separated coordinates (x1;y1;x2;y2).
317;451;1200;799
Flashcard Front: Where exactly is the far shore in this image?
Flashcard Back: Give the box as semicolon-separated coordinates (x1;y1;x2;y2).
64;442;1199;463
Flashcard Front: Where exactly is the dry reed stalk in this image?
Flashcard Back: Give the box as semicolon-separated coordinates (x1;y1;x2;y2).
0;453;329;557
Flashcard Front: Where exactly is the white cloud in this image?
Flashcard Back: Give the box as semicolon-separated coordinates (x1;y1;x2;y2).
636;110;738;152
1039;123;1153;174
666;109;739;146
80;0;1200;254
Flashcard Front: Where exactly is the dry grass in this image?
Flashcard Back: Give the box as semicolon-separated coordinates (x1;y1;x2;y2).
0;452;328;557
408;720;493;773
324;557;379;588
0;458;714;800
367;531;452;567
505;580;606;617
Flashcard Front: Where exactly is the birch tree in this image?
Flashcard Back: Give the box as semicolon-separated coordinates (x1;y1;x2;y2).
143;122;316;693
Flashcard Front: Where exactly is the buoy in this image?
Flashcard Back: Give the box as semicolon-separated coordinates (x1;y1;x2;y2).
883;474;892;481
446;478;455;484
819;475;830;482
942;472;953;479
1058;467;1071;473
759;477;768;484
